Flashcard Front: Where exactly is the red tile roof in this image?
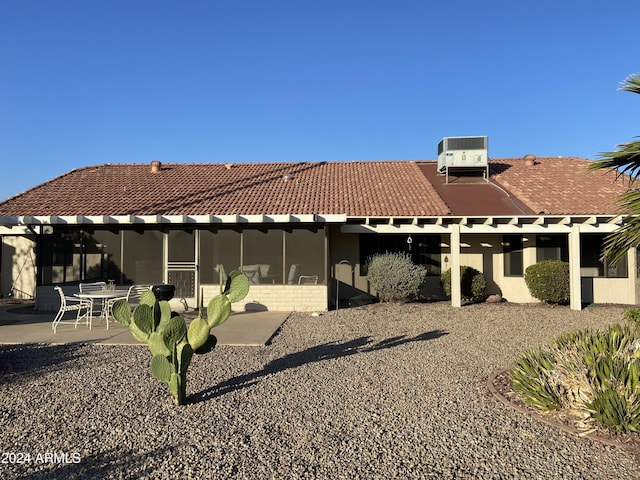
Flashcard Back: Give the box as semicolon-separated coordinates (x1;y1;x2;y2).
0;157;628;219
490;157;627;215
0;161;450;217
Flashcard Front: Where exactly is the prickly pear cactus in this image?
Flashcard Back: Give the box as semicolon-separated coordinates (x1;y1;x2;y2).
113;271;249;405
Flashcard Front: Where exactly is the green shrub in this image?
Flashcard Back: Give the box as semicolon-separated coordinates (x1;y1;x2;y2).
623;307;640;328
524;260;570;304
366;252;426;302
440;265;487;301
509;319;640;434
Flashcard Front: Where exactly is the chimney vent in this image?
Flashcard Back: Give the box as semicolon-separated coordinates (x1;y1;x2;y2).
523;154;536;167
150;160;162;173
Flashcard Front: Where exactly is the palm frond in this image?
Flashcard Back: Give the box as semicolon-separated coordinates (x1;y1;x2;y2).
620;73;640;95
602;216;640;265
587;140;640;184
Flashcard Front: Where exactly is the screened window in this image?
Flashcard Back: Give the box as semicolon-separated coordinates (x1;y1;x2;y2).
285;228;325;284
199;229;241;284
122;230;163;285
89;230;123;282
503;235;523;276
168;229;195;263
243;229;283;284
581;234;627;278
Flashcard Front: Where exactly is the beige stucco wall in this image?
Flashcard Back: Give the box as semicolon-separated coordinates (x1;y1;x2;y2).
440;233;536;303
1;235;37;299
581;248;637;305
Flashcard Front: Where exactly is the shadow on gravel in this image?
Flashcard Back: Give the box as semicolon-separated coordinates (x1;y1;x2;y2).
191;329;448;404
14;445;174;480
0;343;86;385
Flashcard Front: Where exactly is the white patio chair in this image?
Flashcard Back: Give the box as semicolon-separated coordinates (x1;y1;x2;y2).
79;281;106;324
298;275;318;285
287;264;300;284
52;286;93;333
106;284;151;326
79;281;106;293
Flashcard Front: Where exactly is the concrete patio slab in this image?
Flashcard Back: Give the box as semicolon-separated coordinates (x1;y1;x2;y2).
0;304;290;346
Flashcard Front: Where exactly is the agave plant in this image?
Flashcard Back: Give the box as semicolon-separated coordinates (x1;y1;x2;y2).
510;348;562;412
510;314;640;434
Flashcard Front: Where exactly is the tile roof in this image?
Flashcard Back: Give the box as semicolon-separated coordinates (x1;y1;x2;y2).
490;157;627;215
0;157;628;219
0;161;450;217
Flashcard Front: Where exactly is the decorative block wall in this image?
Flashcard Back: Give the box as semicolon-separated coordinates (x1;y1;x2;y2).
201;284;327;312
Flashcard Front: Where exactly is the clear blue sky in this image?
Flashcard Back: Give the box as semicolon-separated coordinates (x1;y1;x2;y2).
1;1;638;201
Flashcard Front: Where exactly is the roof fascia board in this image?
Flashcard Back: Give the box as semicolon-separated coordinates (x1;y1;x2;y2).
0;213;343;227
0;214;621;229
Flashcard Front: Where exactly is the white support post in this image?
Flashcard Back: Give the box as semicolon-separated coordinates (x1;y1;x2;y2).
451;224;462;308
568;224;582;311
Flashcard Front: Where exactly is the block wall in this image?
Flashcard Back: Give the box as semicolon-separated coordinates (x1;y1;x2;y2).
201;284;327;312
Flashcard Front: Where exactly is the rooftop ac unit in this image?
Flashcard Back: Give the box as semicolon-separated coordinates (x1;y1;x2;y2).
437;136;488;172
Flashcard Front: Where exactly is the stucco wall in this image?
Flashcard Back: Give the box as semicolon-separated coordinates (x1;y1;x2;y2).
2;235;37;299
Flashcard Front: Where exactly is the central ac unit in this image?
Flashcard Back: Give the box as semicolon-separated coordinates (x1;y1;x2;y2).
437;136;488;172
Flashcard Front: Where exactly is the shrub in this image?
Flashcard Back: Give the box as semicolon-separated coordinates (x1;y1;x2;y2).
440;266;487;301
524;260;570;304
509;319;640;434
366;252;426;302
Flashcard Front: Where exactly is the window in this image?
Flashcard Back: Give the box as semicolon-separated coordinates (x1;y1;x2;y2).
38;228;122;284
503;235;523;276
359;234;441;276
581;234;628;278
536;235;568;262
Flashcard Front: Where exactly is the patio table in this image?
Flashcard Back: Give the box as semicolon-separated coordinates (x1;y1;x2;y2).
75;288;130;329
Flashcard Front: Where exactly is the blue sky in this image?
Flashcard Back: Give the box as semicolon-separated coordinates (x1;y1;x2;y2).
1;1;638;201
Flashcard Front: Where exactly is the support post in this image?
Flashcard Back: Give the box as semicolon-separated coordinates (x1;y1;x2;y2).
451;224;462;308
568;224;582;311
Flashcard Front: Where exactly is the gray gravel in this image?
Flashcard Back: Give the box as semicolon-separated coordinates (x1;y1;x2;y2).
1;302;639;479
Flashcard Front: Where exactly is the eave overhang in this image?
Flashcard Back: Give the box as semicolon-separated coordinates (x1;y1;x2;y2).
0;213;625;235
0;213;347;230
340;215;625;234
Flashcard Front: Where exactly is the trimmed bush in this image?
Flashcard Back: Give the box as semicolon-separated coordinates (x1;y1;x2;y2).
366;252;426;302
440;266;487;301
524;260;570;304
510;318;640;434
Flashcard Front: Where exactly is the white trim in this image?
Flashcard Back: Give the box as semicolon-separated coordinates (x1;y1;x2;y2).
0;213;347;226
450;224;461;308
569;225;582;311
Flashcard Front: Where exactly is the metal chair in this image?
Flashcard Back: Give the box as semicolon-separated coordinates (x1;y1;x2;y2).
52;286;93;333
79;281;106;324
107;285;151;322
298;275;318;285
106;285;151;327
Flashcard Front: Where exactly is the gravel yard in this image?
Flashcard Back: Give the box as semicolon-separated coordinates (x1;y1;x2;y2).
1;302;639;479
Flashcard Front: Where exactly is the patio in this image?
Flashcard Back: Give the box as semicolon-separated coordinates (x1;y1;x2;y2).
0;302;289;346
